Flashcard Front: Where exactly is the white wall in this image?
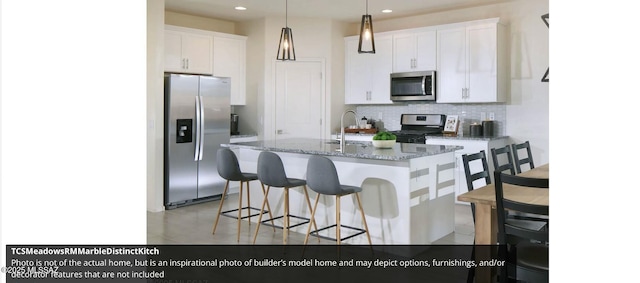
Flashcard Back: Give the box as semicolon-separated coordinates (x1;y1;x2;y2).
147;0;165;212
502;1;549;165
165;11;236;34
236;19;267;138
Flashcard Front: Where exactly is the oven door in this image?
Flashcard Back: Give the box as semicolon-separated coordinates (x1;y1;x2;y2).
390;71;435;102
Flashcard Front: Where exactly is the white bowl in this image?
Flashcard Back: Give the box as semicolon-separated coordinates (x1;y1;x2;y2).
372;140;396;149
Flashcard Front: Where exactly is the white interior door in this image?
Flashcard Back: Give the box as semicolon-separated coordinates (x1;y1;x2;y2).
274;60;324;140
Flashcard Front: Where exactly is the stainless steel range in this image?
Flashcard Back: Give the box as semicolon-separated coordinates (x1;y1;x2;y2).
389;114;446;144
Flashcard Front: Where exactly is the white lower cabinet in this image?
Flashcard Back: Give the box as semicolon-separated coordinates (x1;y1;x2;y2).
425;138;508;204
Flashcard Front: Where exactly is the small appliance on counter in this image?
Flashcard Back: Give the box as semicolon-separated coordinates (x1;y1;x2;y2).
482;120;494;137
469;123;483;137
230;114;239;135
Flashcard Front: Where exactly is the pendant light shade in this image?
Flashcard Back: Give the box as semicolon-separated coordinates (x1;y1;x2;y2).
358;0;375;53
277;27;295;61
277;0;296;60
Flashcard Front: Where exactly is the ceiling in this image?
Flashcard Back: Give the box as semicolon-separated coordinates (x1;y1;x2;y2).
165;0;514;23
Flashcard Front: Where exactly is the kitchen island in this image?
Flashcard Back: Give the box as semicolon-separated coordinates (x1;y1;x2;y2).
223;138;461;245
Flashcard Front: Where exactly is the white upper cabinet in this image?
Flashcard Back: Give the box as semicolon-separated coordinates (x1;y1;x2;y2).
164;27;213;75
164;25;247;105
392;29;436;73
213;35;247;105
436;19;507;103
344;34;393;104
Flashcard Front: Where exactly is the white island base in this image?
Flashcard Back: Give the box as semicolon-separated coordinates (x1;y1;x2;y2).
232;145;456;245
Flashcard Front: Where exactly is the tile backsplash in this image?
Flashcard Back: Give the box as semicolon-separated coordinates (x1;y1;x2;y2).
355;103;506;136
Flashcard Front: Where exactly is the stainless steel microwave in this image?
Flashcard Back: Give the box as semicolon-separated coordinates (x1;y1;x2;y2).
390;71;436;101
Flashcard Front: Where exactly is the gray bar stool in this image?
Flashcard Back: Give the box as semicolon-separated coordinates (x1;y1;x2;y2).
253;151;318;244
212;148;274;242
304;155;372;245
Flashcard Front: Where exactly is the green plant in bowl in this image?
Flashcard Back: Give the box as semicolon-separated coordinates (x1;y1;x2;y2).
372;132;397;148
373;131;397;141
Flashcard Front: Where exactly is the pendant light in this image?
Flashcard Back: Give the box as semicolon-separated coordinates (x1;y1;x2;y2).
358;0;375;54
276;0;296;60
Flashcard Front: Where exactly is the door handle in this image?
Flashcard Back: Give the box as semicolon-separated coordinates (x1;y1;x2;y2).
277;129;284;135
198;95;205;161
194;96;201;161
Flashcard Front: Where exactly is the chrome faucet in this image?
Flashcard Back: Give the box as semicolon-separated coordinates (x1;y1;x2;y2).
339;109;359;153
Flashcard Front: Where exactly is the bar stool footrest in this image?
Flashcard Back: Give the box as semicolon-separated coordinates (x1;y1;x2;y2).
309;224;367;242
260;215;311;230
221;206;269;220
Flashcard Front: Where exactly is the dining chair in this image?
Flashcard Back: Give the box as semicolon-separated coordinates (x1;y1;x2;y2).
512;141;535;174
462;150;541;283
303;155;371;245
494;172;549;282
490;145;516;175
461;150;492;283
461;150;491;224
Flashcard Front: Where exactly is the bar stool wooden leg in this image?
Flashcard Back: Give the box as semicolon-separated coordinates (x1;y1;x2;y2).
236;181;244;242
355;193;372;245
212;180;230;234
246;181;251;225
253;185;271;244
284;187;290;244
336;195;341;245
302;186;320;242
304;193;321;245
260;183;275;231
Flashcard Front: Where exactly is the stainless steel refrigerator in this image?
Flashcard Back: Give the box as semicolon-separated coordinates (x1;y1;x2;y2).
164;73;230;209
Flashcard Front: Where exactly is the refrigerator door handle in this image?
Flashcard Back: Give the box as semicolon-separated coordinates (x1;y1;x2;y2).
198;95;205;161
194;96;201;161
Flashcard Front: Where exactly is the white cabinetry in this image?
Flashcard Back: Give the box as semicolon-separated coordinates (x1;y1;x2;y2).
392;29;436;73
164;27;213;75
436;18;507;103
344;34;393;104
213;34;247;105
425;138;508;204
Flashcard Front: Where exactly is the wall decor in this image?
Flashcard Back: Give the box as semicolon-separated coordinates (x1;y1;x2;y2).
541;13;549;82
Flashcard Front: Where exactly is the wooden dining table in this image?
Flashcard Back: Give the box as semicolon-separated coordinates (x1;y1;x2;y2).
457;163;549;245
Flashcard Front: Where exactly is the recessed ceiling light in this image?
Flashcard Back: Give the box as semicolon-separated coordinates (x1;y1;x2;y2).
382;9;392;13
235;6;247;11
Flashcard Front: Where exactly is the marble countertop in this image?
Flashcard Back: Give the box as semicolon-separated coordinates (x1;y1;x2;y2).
335;133;508;141
230;134;258;138
223;138;461;161
425;135;509;141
